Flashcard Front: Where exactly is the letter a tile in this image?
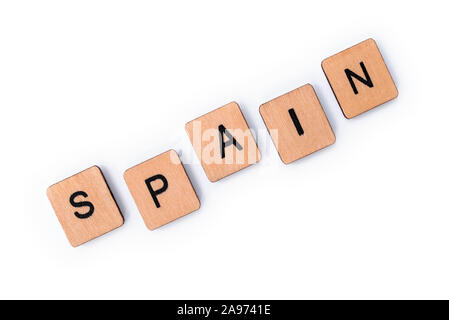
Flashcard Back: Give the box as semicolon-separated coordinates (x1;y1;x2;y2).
322;38;398;118
124;150;200;230
185;102;260;182
260;84;335;164
47;166;124;247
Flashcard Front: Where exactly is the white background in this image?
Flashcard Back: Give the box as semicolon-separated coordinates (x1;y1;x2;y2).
1;0;448;299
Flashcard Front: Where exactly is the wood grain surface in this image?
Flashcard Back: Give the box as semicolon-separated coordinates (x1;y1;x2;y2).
322;38;398;118
260;84;335;164
124;150;200;230
46;166;124;247
185;102;260;182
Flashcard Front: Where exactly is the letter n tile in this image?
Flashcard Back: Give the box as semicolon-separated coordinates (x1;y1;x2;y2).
322;38;398;118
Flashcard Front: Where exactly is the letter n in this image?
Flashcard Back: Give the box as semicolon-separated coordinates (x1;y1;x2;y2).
345;61;374;95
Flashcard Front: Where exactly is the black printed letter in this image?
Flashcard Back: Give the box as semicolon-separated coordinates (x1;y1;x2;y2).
145;174;168;208
69;191;94;219
218;124;243;159
345;62;373;95
288;108;304;136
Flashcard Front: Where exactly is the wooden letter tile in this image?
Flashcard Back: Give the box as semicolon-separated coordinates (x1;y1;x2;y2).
185;102;260;182
260;84;335;164
322;38;398;118
47;166;124;247
124;150;200;230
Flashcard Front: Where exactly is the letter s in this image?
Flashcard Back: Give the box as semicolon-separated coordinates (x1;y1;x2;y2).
69;191;94;219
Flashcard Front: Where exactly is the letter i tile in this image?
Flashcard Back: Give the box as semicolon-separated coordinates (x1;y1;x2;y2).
259;84;335;164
